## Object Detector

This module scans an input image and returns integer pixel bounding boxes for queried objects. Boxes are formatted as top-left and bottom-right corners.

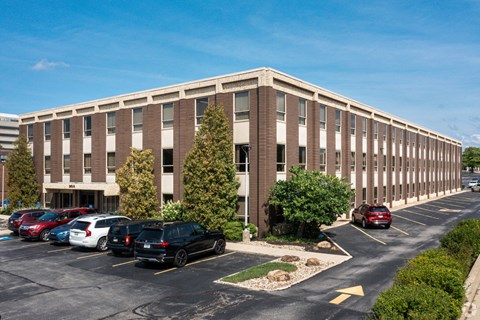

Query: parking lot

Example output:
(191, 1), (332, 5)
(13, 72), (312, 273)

(1, 190), (480, 319)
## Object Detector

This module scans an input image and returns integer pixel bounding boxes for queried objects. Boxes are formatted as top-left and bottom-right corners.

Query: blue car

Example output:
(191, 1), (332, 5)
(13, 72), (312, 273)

(48, 214), (98, 244)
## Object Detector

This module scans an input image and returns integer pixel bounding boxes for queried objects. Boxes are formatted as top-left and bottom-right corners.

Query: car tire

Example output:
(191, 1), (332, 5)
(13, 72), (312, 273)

(361, 219), (367, 229)
(39, 229), (50, 242)
(214, 239), (226, 255)
(351, 215), (356, 224)
(96, 237), (108, 251)
(173, 249), (188, 267)
(385, 224), (391, 229)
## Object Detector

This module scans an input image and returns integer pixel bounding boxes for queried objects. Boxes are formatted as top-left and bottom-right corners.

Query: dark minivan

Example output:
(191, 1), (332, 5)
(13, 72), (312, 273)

(107, 220), (160, 256)
(134, 221), (226, 267)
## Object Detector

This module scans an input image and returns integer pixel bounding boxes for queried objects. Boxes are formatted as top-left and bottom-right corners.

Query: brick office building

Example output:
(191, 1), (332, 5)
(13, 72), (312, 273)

(19, 68), (462, 234)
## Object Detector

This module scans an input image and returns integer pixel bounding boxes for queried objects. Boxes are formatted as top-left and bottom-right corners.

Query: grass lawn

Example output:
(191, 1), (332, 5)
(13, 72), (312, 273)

(221, 262), (297, 283)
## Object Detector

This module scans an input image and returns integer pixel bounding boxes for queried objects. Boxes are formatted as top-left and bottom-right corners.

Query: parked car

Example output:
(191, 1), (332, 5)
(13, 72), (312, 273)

(8, 209), (49, 235)
(351, 204), (392, 229)
(468, 179), (480, 188)
(134, 221), (226, 267)
(48, 213), (101, 244)
(19, 209), (87, 241)
(472, 184), (480, 192)
(107, 219), (160, 256)
(69, 215), (131, 251)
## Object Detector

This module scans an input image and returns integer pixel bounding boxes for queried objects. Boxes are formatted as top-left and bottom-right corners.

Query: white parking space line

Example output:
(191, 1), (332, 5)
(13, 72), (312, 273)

(350, 224), (387, 245)
(48, 247), (71, 253)
(76, 252), (109, 260)
(390, 225), (409, 235)
(435, 202), (464, 208)
(112, 260), (136, 267)
(391, 214), (426, 226)
(415, 207), (448, 215)
(422, 203), (456, 211)
(403, 209), (440, 220)
(6, 241), (52, 251)
(153, 252), (236, 275)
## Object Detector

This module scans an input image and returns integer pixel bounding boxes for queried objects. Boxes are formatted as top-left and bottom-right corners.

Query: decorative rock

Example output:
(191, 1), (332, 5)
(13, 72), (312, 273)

(305, 258), (321, 266)
(317, 241), (332, 249)
(280, 255), (300, 262)
(267, 270), (291, 282)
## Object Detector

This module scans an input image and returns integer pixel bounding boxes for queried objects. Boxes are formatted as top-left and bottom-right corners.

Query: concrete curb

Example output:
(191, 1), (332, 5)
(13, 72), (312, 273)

(461, 256), (480, 319)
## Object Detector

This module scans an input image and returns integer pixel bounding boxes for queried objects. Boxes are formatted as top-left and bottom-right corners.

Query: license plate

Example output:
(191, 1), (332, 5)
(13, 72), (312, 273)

(113, 238), (118, 242)
(144, 243), (150, 249)
(378, 214), (383, 218)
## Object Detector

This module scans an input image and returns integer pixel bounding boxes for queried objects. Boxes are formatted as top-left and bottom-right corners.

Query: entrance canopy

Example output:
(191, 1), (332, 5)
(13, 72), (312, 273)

(43, 182), (120, 196)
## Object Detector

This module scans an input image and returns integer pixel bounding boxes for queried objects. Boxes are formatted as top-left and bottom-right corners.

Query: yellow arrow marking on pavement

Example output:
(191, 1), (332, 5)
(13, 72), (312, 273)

(329, 285), (364, 304)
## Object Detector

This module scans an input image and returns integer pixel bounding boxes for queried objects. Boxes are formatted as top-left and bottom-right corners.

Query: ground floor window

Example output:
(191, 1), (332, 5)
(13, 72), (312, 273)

(103, 196), (119, 213)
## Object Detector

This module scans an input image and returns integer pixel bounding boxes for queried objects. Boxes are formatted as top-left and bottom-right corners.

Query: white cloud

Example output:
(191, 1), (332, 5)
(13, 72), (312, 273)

(32, 59), (69, 71)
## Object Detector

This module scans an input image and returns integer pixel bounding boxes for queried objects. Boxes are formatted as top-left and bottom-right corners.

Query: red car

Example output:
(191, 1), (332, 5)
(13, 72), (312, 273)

(351, 204), (392, 229)
(19, 207), (96, 241)
(8, 209), (50, 235)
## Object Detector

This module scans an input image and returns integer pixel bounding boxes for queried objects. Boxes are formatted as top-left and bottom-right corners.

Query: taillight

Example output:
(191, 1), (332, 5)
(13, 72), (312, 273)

(85, 223), (92, 237)
(152, 242), (169, 247)
(125, 235), (131, 246)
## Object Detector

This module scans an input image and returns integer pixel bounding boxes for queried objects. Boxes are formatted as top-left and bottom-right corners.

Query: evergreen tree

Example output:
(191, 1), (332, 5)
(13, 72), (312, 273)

(116, 148), (159, 219)
(7, 135), (40, 208)
(183, 104), (240, 230)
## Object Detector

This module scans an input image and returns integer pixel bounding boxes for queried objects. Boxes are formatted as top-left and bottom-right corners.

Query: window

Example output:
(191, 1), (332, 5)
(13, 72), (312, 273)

(399, 129), (403, 144)
(383, 186), (386, 203)
(351, 114), (356, 135)
(277, 144), (285, 172)
(374, 154), (378, 172)
(320, 105), (326, 129)
(406, 131), (410, 146)
(335, 110), (341, 132)
(298, 99), (306, 125)
(320, 148), (326, 172)
(383, 155), (387, 172)
(406, 158), (410, 171)
(27, 124), (34, 142)
(162, 149), (173, 173)
(374, 122), (378, 140)
(299, 147), (306, 169)
(335, 151), (341, 172)
(351, 152), (355, 172)
(163, 194), (174, 203)
(374, 187), (378, 203)
(383, 125), (386, 141)
(392, 185), (396, 201)
(362, 118), (367, 137)
(235, 145), (249, 172)
(399, 156), (403, 172)
(362, 188), (367, 203)
(84, 154), (92, 174)
(362, 153), (367, 171)
(392, 127), (396, 143)
(45, 156), (51, 174)
(63, 119), (70, 139)
(44, 122), (51, 141)
(107, 112), (116, 134)
(133, 108), (143, 132)
(276, 92), (286, 121)
(235, 92), (249, 121)
(84, 116), (92, 137)
(392, 156), (396, 171)
(107, 152), (115, 174)
(399, 184), (403, 199)
(63, 155), (70, 174)
(162, 102), (174, 128)
(196, 97), (208, 125)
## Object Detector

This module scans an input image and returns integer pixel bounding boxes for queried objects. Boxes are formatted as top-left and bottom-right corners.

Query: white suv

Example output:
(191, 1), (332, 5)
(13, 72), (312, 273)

(70, 214), (131, 251)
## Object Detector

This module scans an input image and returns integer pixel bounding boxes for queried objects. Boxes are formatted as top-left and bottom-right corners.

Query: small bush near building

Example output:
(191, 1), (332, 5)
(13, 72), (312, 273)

(160, 200), (184, 222)
(223, 221), (258, 241)
(371, 284), (462, 320)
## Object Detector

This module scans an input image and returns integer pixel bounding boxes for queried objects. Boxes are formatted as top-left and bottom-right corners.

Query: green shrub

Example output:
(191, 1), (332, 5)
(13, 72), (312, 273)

(246, 223), (257, 238)
(371, 284), (462, 320)
(394, 249), (465, 301)
(160, 200), (184, 222)
(224, 221), (243, 241)
(441, 219), (480, 270)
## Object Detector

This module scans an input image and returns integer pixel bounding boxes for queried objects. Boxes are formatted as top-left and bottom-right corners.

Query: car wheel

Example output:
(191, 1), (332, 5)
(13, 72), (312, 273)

(173, 249), (188, 267)
(361, 219), (367, 229)
(385, 224), (391, 229)
(39, 229), (50, 242)
(214, 239), (226, 255)
(351, 215), (356, 224)
(96, 237), (108, 251)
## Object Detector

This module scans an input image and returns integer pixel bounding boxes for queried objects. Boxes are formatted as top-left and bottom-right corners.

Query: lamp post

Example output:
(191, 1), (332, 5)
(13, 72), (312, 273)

(241, 145), (251, 241)
(1, 155), (6, 209)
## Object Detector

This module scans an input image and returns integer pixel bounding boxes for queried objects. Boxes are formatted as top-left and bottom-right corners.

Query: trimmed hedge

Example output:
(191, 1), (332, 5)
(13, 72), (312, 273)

(223, 221), (258, 241)
(371, 284), (462, 320)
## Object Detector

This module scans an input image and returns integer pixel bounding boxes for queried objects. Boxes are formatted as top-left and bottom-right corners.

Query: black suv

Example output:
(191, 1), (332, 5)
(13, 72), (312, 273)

(106, 220), (160, 256)
(134, 221), (226, 267)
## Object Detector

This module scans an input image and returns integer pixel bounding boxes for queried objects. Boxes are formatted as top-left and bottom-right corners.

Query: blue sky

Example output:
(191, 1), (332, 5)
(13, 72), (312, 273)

(1, 0), (479, 147)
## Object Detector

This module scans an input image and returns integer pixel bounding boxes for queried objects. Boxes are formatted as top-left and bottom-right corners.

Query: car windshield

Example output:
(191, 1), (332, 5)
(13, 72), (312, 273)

(137, 229), (163, 242)
(371, 207), (389, 212)
(39, 212), (57, 221)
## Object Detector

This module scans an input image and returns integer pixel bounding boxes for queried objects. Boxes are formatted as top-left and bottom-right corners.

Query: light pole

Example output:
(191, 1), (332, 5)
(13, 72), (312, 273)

(241, 145), (251, 240)
(1, 155), (6, 209)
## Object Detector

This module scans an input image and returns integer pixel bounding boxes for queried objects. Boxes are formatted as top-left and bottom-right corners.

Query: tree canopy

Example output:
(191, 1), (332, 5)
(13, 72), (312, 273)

(462, 147), (480, 172)
(269, 166), (354, 236)
(6, 135), (40, 208)
(182, 104), (240, 231)
(116, 148), (159, 219)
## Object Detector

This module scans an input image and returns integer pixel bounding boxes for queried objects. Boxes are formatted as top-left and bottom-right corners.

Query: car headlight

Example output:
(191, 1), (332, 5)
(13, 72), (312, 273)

(58, 231), (68, 236)
(29, 225), (39, 230)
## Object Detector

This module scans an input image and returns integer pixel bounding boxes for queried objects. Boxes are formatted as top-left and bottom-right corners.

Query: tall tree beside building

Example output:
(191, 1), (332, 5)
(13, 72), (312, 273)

(269, 166), (354, 237)
(7, 135), (40, 208)
(182, 104), (240, 231)
(116, 148), (159, 219)
(462, 147), (480, 173)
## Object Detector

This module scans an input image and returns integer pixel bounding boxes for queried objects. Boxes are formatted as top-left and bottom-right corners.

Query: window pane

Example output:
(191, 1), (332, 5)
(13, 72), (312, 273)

(235, 145), (248, 172)
(133, 108), (143, 132)
(107, 112), (116, 134)
(27, 124), (34, 141)
(162, 103), (174, 128)
(63, 119), (70, 139)
(196, 97), (208, 125)
(299, 147), (306, 169)
(84, 116), (92, 136)
(64, 155), (70, 174)
(107, 152), (115, 173)
(320, 105), (326, 129)
(320, 148), (326, 171)
(277, 144), (285, 172)
(163, 149), (173, 173)
(45, 156), (51, 174)
(298, 99), (306, 125)
(84, 154), (92, 174)
(276, 92), (285, 121)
